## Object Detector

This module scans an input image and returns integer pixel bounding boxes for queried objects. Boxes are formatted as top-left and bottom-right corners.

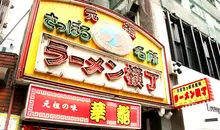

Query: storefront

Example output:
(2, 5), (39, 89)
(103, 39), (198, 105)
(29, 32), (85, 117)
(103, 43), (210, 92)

(15, 0), (171, 129)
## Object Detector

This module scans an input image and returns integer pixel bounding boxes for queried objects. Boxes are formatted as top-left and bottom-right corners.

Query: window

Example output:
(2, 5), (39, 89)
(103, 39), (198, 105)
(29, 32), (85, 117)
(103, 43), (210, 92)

(0, 0), (10, 25)
(109, 0), (124, 10)
(111, 0), (140, 24)
(207, 0), (216, 6)
(216, 0), (220, 10)
(206, 0), (220, 10)
(204, 38), (220, 79)
(190, 3), (206, 20)
(169, 18), (199, 68)
(170, 21), (185, 65)
(214, 20), (220, 31)
(87, 0), (140, 24)
(0, 0), (10, 7)
(165, 11), (220, 79)
(202, 40), (215, 76)
(0, 46), (6, 52)
(174, 0), (182, 4)
(193, 32), (210, 75)
(184, 26), (199, 71)
(211, 41), (220, 73)
(172, 23), (181, 43)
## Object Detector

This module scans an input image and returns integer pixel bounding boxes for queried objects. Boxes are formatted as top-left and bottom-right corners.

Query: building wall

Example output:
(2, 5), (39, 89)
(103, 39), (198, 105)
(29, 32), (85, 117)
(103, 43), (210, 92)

(11, 85), (28, 115)
(149, 0), (220, 130)
(176, 66), (220, 130)
(0, 0), (33, 54)
(0, 0), (12, 35)
(5, 0), (220, 130)
(150, 0), (172, 63)
(0, 52), (17, 113)
(161, 0), (220, 43)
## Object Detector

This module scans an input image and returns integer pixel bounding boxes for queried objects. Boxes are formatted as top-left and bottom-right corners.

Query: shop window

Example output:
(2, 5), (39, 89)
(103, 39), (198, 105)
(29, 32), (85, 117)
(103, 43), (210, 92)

(190, 2), (206, 20)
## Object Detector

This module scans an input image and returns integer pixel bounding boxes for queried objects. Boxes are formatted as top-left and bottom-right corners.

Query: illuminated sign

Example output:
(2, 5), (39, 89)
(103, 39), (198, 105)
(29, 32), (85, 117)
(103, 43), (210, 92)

(17, 0), (170, 104)
(0, 113), (20, 130)
(35, 33), (164, 98)
(84, 7), (99, 23)
(172, 78), (214, 108)
(92, 22), (133, 56)
(133, 46), (158, 65)
(122, 22), (136, 40)
(43, 12), (92, 43)
(24, 84), (141, 129)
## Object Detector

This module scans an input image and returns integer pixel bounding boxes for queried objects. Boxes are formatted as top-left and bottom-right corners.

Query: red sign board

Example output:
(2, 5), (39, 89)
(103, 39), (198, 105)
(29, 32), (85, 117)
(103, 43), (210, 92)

(24, 84), (141, 129)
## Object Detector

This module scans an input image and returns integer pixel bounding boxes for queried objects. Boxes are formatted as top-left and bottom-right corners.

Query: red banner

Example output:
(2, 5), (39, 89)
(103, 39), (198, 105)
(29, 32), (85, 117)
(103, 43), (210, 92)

(24, 84), (141, 129)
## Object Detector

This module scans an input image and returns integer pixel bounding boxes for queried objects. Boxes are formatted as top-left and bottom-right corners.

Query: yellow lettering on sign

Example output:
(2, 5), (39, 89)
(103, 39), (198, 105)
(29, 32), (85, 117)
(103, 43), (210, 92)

(117, 105), (130, 125)
(90, 101), (106, 122)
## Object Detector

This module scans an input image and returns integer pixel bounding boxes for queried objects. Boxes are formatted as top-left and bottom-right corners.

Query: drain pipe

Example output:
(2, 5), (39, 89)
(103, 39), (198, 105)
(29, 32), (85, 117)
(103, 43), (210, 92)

(4, 86), (15, 130)
(159, 0), (165, 8)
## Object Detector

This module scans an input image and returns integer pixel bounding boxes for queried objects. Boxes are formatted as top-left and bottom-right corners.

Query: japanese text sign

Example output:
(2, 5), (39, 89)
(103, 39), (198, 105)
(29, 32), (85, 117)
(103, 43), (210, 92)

(0, 113), (20, 130)
(17, 0), (170, 104)
(35, 33), (165, 99)
(24, 84), (141, 129)
(172, 78), (214, 108)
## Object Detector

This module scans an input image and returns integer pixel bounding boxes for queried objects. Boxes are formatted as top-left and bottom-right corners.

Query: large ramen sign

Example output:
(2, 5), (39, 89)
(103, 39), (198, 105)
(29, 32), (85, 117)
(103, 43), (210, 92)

(16, 0), (171, 104)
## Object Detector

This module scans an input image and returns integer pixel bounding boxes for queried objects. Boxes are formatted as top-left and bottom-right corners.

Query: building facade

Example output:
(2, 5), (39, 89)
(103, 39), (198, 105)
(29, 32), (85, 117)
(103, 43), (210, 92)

(9, 0), (175, 130)
(156, 0), (220, 130)
(0, 52), (19, 130)
(1, 0), (219, 130)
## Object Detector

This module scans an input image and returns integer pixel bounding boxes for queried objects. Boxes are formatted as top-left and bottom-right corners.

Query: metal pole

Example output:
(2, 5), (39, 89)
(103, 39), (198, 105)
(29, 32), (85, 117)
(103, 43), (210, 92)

(4, 86), (15, 130)
(0, 9), (30, 45)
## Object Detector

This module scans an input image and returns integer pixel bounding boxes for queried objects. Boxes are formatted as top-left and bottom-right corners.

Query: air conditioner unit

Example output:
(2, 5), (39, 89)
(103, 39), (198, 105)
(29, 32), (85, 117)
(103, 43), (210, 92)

(120, 2), (139, 19)
(0, 67), (9, 86)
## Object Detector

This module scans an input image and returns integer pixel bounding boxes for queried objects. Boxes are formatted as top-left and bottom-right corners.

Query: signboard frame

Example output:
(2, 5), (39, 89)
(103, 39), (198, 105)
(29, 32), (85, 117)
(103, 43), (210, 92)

(172, 78), (214, 108)
(16, 0), (171, 105)
(23, 84), (141, 129)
